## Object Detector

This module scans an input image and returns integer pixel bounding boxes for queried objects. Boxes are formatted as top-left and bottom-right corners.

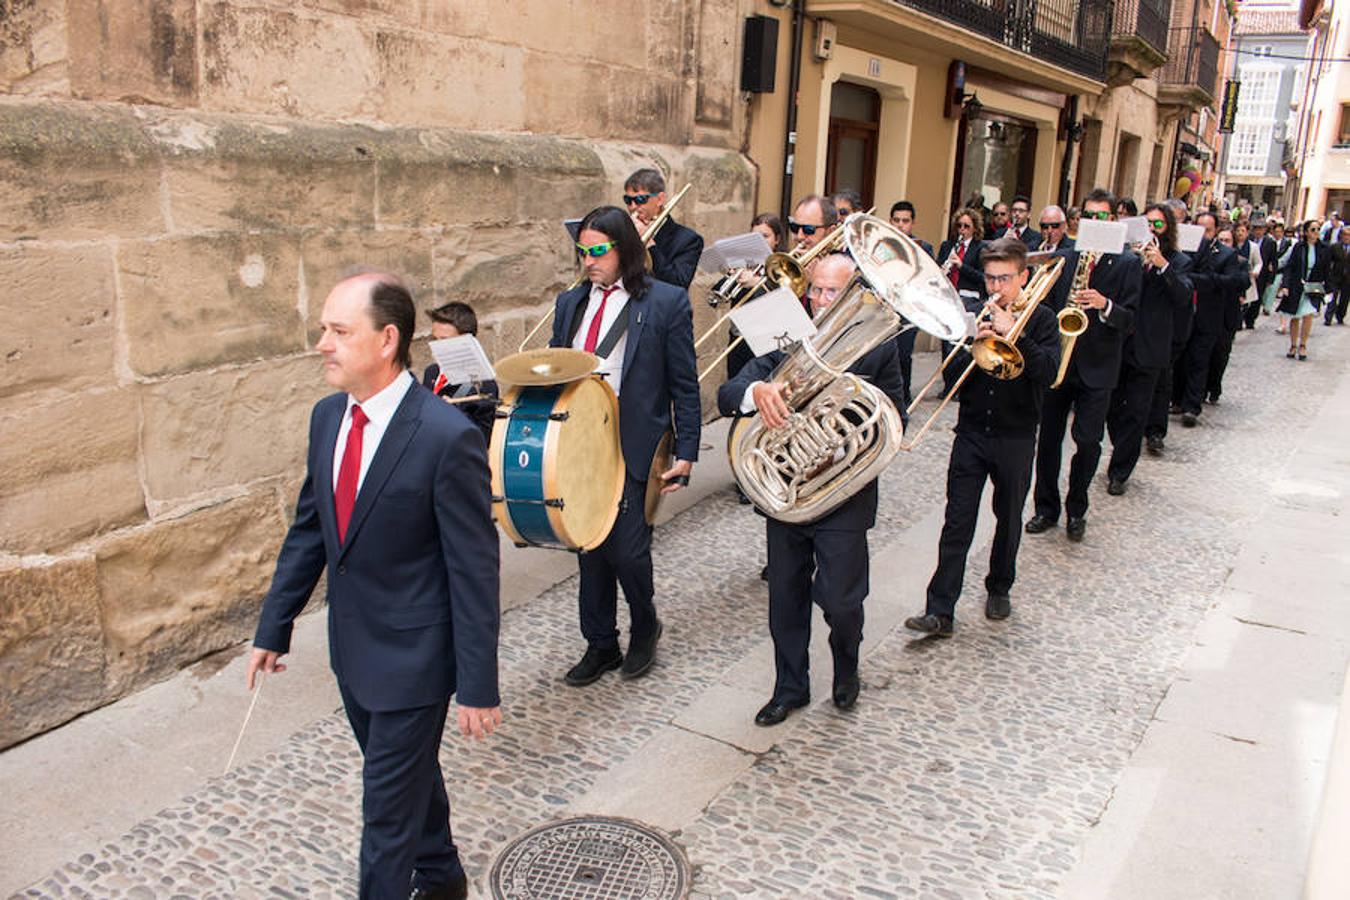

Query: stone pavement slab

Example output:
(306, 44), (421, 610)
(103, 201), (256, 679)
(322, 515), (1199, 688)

(5, 324), (1350, 899)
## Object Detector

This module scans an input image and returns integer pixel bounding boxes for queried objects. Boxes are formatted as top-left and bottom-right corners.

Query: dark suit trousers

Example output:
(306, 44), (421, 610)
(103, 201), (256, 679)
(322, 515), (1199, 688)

(339, 684), (461, 900)
(926, 431), (1036, 617)
(1325, 290), (1349, 324)
(1107, 360), (1162, 483)
(1150, 339), (1187, 439)
(1207, 327), (1236, 400)
(578, 472), (657, 650)
(1243, 298), (1262, 328)
(1034, 378), (1111, 521)
(1178, 328), (1220, 415)
(894, 328), (918, 409)
(765, 516), (869, 703)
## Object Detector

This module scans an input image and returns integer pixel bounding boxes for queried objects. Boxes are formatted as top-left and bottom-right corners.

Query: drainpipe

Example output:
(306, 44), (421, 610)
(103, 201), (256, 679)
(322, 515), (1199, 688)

(1058, 94), (1079, 207)
(779, 0), (806, 225)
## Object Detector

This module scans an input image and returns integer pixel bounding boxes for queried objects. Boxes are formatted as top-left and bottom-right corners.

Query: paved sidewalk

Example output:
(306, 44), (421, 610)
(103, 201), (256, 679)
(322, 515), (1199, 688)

(4, 323), (1349, 899)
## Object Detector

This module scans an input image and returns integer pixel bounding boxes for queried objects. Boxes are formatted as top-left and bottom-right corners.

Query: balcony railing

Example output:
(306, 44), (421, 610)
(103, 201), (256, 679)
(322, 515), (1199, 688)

(1111, 0), (1170, 57)
(893, 0), (1113, 80)
(1159, 26), (1221, 101)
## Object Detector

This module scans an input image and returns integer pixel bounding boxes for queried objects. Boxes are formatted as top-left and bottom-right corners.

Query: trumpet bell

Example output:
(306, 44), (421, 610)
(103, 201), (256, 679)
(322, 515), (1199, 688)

(764, 252), (808, 297)
(844, 215), (969, 342)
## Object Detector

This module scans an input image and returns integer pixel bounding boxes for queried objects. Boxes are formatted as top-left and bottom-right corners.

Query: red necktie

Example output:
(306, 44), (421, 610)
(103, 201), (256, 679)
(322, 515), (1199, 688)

(432, 372), (448, 394)
(335, 405), (368, 543)
(583, 285), (619, 353)
(949, 242), (966, 287)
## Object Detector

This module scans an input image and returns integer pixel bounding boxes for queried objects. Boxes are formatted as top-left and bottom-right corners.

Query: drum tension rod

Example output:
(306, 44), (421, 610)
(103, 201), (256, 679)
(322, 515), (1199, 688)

(490, 495), (566, 509)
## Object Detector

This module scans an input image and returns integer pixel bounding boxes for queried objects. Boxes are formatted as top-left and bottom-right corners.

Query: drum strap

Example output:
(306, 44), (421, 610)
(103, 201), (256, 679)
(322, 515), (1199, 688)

(567, 296), (631, 360)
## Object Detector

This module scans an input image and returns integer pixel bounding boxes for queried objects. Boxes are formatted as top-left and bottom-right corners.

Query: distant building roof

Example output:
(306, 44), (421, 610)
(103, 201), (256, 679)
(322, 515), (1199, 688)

(1235, 8), (1304, 34)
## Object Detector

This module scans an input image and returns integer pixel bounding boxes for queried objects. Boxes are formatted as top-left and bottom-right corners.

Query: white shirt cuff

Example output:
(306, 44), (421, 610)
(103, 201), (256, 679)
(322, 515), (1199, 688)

(739, 382), (762, 414)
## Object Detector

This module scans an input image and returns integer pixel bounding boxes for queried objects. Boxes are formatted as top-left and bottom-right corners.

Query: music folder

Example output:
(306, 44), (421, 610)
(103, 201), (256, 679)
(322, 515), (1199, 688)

(698, 232), (773, 273)
(728, 286), (817, 357)
(429, 335), (496, 386)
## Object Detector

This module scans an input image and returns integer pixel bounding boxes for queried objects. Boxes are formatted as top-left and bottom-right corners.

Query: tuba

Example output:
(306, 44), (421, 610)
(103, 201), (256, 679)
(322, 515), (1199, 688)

(729, 214), (968, 523)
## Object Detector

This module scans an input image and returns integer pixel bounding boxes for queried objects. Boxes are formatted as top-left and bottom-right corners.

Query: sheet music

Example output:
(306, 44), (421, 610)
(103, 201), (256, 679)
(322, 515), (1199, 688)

(728, 286), (817, 357)
(1176, 223), (1205, 252)
(1119, 216), (1151, 245)
(429, 335), (495, 386)
(698, 231), (774, 273)
(1074, 219), (1128, 254)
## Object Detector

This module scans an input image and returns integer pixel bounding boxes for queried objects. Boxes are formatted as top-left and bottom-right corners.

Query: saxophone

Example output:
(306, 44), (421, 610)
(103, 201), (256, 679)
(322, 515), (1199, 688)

(1050, 251), (1096, 389)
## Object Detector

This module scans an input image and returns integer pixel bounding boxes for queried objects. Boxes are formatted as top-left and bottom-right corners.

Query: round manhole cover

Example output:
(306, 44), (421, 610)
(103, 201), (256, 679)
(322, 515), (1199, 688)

(489, 816), (690, 899)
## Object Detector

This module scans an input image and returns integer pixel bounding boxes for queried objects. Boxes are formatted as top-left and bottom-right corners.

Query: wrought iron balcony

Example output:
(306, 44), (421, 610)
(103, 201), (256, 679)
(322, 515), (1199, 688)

(1157, 26), (1221, 108)
(1107, 0), (1170, 84)
(892, 0), (1113, 81)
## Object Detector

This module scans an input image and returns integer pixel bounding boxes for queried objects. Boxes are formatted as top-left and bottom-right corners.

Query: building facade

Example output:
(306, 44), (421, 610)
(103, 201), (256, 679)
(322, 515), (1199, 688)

(1284, 0), (1350, 220)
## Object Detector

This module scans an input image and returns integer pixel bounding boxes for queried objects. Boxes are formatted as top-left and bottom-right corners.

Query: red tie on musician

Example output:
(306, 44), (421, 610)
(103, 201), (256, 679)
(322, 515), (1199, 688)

(583, 284), (620, 353)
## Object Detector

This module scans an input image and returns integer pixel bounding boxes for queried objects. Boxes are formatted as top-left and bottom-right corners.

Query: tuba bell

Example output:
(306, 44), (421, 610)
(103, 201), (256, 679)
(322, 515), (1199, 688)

(729, 214), (968, 523)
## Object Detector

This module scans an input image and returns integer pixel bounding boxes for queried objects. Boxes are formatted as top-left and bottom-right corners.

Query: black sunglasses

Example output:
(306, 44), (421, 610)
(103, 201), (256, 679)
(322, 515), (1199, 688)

(788, 219), (821, 236)
(1039, 221), (1064, 229)
(623, 193), (656, 206)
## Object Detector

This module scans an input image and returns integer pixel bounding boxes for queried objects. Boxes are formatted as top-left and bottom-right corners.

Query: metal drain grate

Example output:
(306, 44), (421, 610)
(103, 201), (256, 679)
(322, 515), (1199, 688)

(489, 816), (690, 899)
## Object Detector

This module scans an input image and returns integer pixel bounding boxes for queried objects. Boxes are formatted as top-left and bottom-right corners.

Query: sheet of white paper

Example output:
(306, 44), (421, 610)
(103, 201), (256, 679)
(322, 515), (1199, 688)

(982, 185), (1002, 206)
(429, 335), (496, 386)
(1176, 223), (1205, 252)
(728, 286), (817, 357)
(699, 231), (774, 272)
(1120, 216), (1151, 245)
(1074, 218), (1128, 254)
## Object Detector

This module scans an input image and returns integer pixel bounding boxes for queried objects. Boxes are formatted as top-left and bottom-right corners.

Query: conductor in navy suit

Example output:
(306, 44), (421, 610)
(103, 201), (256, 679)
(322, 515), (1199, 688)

(550, 206), (702, 687)
(248, 271), (500, 900)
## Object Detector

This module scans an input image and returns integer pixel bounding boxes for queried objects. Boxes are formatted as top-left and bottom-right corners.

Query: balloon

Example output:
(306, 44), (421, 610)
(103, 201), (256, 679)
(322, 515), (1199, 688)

(1174, 175), (1193, 196)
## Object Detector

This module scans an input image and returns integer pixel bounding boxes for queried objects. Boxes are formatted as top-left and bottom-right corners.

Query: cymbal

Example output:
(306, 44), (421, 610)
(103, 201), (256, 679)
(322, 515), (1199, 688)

(494, 348), (598, 385)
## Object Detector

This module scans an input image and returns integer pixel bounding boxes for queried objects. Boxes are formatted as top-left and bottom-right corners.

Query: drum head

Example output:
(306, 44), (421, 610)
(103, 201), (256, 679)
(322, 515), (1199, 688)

(548, 377), (624, 550)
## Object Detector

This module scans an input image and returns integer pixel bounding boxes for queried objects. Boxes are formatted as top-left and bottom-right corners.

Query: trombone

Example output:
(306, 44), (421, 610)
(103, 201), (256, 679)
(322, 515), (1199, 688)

(517, 184), (693, 352)
(899, 253), (1066, 448)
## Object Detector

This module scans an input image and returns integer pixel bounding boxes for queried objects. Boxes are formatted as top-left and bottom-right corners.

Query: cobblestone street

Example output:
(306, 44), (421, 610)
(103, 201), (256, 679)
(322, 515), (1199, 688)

(7, 325), (1350, 899)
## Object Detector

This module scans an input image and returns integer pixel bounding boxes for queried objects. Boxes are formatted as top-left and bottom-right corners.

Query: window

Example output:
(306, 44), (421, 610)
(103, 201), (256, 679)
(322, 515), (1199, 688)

(1338, 104), (1350, 146)
(1227, 63), (1281, 175)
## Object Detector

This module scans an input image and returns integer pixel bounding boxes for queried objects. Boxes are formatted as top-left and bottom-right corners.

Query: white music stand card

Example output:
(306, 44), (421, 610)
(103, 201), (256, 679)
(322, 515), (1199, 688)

(1074, 218), (1128, 255)
(429, 335), (495, 386)
(699, 232), (773, 272)
(1120, 216), (1152, 245)
(1177, 223), (1206, 252)
(729, 286), (817, 357)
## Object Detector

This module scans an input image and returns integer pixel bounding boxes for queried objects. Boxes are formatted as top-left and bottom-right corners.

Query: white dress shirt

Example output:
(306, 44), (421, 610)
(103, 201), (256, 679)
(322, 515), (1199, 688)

(571, 280), (630, 395)
(332, 369), (416, 494)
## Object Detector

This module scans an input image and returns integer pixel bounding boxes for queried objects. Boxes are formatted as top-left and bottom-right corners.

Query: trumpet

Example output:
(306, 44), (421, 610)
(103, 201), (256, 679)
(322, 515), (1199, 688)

(695, 220), (854, 382)
(517, 184), (693, 352)
(1050, 251), (1096, 390)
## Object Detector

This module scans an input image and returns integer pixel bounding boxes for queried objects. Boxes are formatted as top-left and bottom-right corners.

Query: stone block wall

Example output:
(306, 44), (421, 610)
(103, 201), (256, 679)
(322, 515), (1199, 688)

(0, 0), (755, 747)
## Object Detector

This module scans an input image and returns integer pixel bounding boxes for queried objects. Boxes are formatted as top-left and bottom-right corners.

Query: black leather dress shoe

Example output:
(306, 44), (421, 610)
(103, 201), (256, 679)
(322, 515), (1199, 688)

(903, 613), (953, 636)
(1066, 517), (1086, 542)
(1181, 411), (1198, 428)
(985, 591), (1011, 620)
(1107, 478), (1126, 496)
(754, 696), (808, 727)
(1146, 435), (1164, 455)
(621, 620), (663, 679)
(832, 675), (860, 710)
(410, 873), (468, 900)
(1024, 514), (1056, 534)
(564, 645), (622, 686)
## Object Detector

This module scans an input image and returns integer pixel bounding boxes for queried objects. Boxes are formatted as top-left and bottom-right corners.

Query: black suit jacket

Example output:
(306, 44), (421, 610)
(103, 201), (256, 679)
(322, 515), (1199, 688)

(1037, 236), (1075, 255)
(1125, 250), (1194, 370)
(938, 238), (988, 307)
(998, 226), (1043, 251)
(1277, 240), (1333, 314)
(421, 363), (498, 444)
(254, 381), (500, 712)
(716, 340), (906, 530)
(1190, 239), (1251, 333)
(1329, 242), (1350, 291)
(551, 278), (701, 475)
(914, 237), (935, 259)
(1047, 249), (1141, 390)
(649, 217), (703, 289)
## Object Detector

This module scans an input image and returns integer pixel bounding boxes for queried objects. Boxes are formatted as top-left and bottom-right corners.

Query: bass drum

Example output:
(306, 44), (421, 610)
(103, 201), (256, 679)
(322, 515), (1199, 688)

(489, 375), (624, 552)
